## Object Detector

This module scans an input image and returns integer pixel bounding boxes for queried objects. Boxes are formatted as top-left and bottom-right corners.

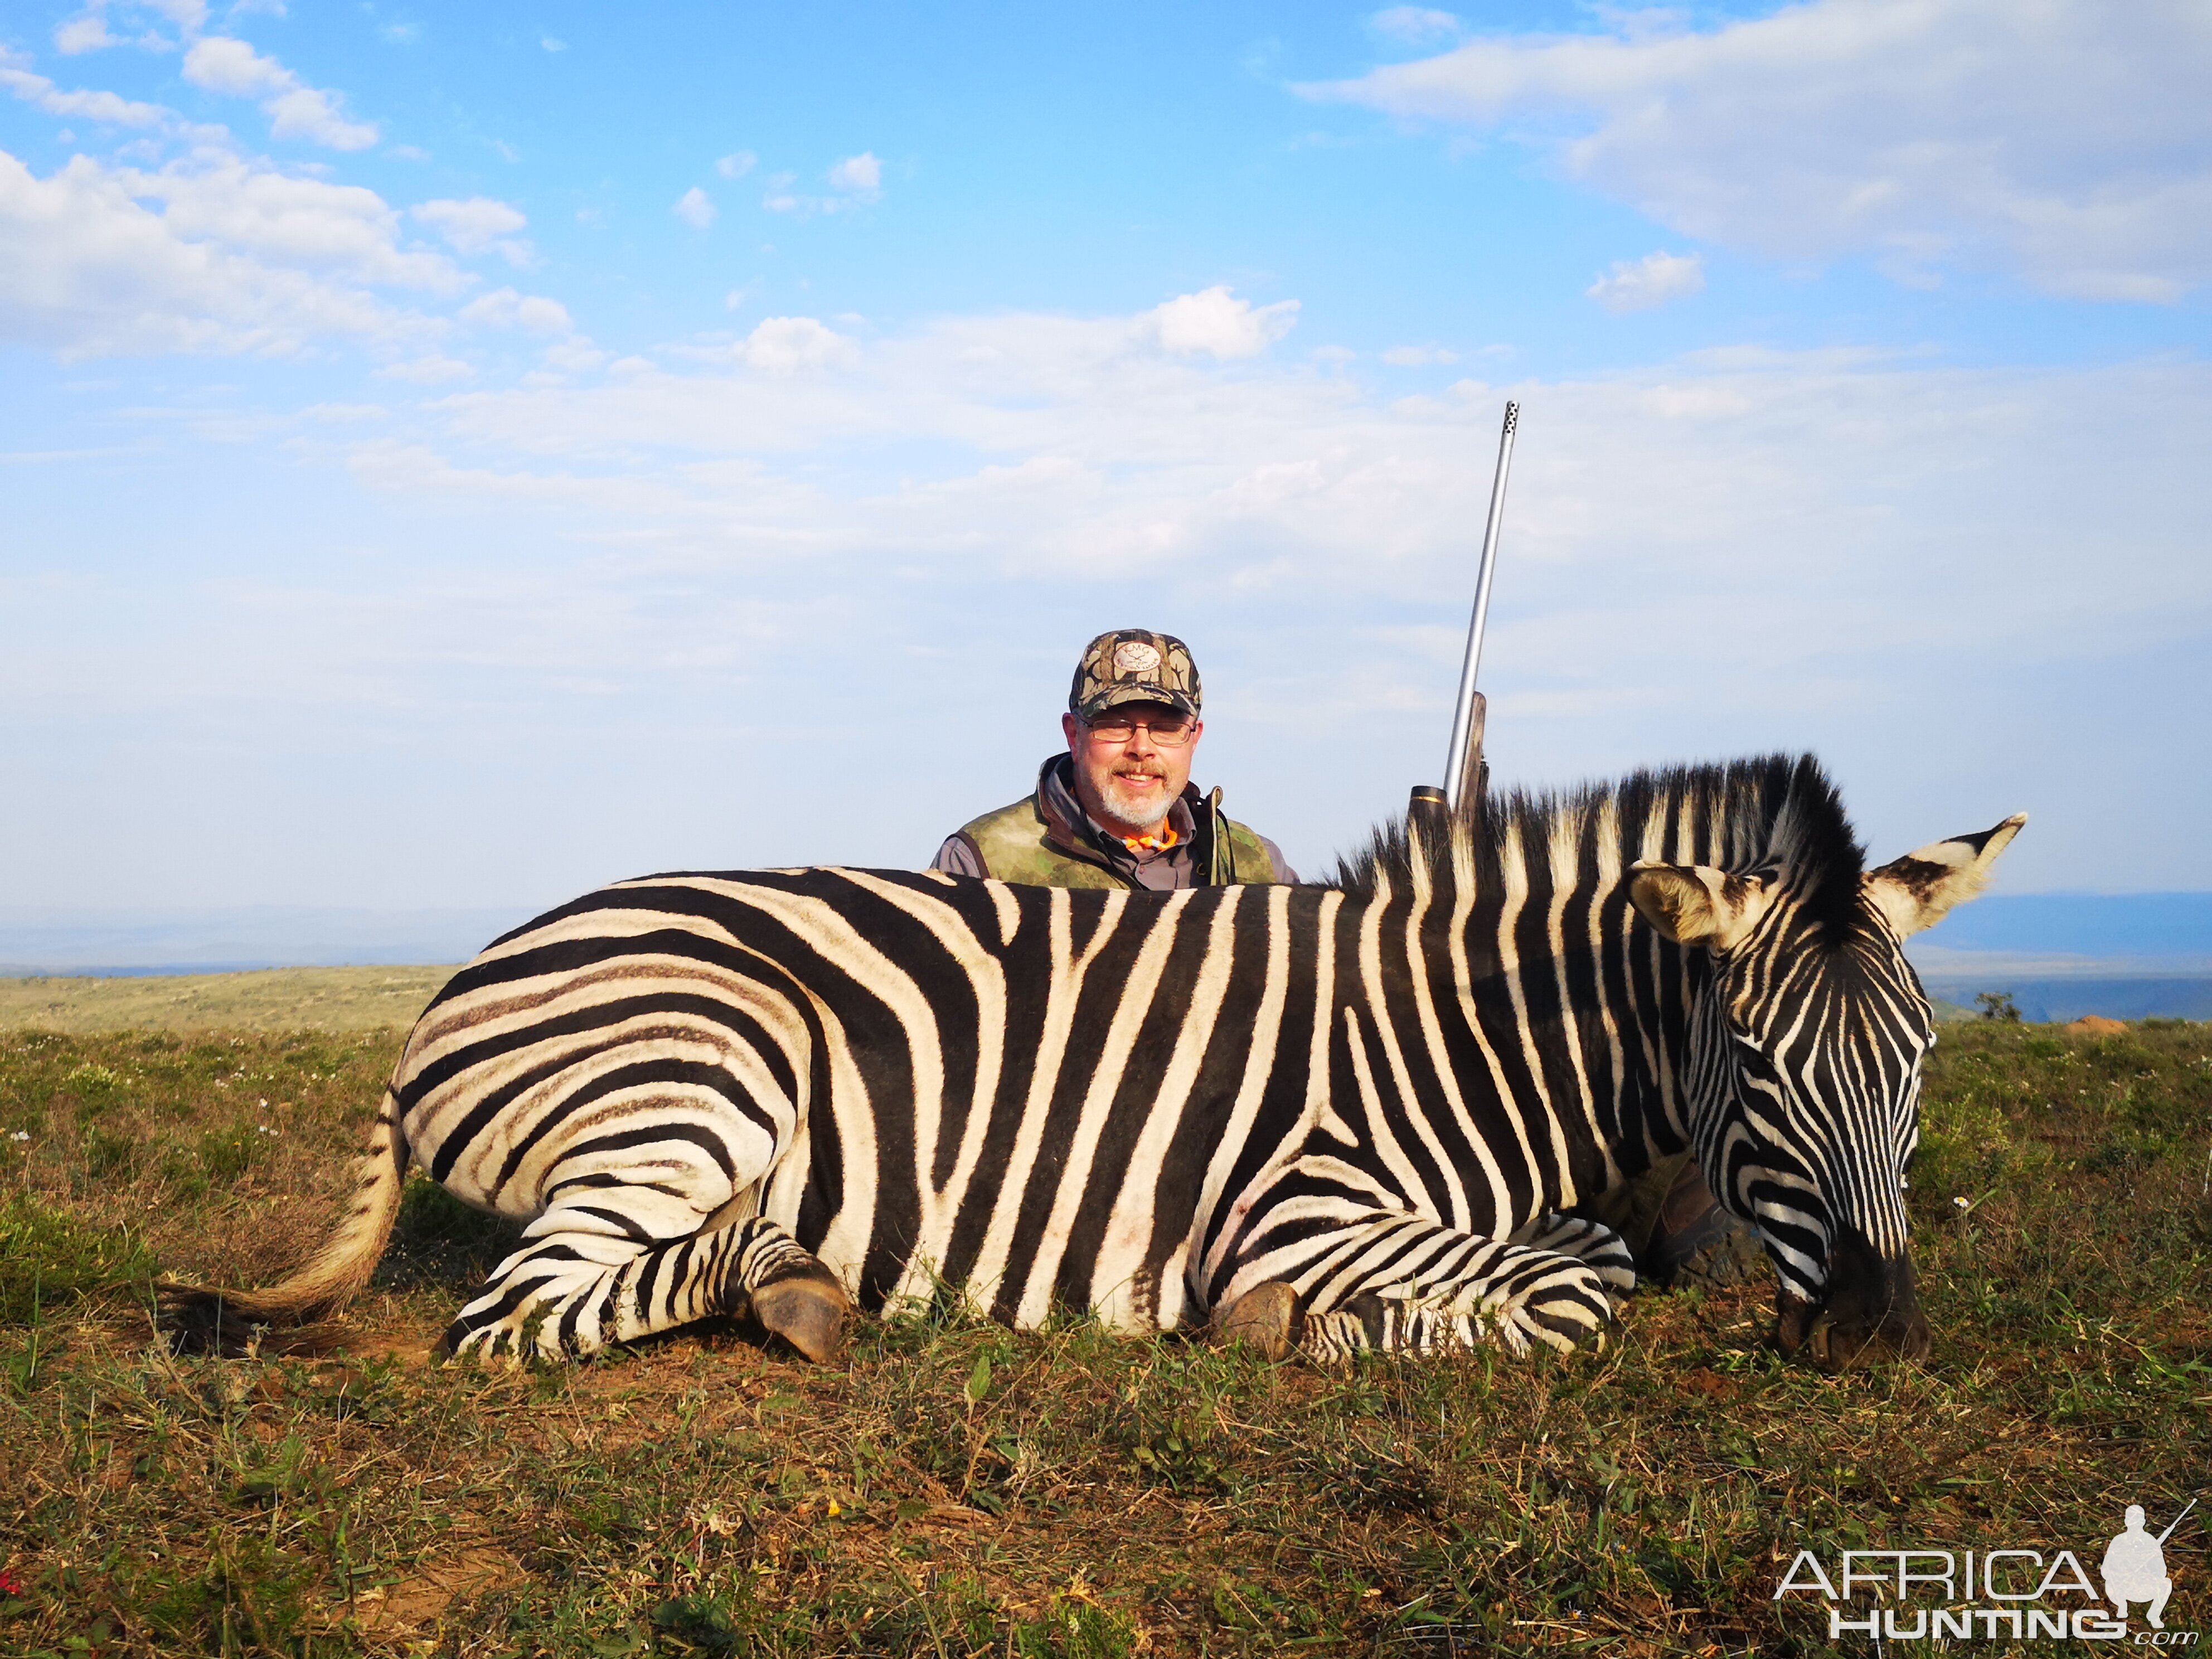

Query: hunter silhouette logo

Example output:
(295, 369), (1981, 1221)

(1775, 1499), (2200, 1643)
(2107, 1502), (2194, 1631)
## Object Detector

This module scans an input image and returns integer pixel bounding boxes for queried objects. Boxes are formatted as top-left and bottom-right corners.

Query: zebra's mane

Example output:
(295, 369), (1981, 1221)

(1322, 753), (1869, 943)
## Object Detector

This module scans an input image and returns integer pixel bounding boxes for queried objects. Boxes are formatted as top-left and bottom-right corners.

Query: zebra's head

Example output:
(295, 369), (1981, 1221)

(1628, 810), (2026, 1370)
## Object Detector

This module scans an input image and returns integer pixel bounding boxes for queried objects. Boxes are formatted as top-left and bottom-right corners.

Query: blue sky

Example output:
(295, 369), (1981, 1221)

(3, 0), (2208, 916)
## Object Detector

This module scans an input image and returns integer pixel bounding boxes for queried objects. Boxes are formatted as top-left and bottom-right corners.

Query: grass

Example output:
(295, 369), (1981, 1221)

(0, 968), (457, 1035)
(1, 1017), (2208, 1655)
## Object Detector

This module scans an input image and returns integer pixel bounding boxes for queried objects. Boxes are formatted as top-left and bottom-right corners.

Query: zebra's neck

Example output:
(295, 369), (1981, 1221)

(1341, 755), (1866, 1212)
(1393, 814), (1697, 1209)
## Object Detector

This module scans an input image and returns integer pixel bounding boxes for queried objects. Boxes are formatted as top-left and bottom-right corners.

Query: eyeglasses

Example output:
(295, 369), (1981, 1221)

(1083, 715), (1196, 747)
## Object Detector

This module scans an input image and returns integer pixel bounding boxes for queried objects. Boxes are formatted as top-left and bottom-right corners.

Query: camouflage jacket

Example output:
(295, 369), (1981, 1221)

(933, 755), (1294, 890)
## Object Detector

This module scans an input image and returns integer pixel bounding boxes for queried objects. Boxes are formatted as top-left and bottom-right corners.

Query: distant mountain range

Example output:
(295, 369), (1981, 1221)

(5, 893), (2210, 1021)
(0, 905), (535, 977)
(1905, 893), (2212, 1020)
(1909, 892), (2212, 962)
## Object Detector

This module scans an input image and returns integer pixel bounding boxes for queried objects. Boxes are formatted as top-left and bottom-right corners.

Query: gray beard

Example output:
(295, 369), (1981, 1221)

(1097, 772), (1173, 835)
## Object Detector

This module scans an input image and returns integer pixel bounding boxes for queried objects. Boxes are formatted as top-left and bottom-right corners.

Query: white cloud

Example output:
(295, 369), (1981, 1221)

(458, 286), (571, 333)
(1370, 7), (1462, 46)
(763, 153), (887, 216)
(540, 36), (565, 52)
(828, 151), (880, 194)
(541, 338), (608, 373)
(53, 1), (208, 54)
(0, 147), (459, 356)
(1306, 0), (2212, 301)
(8, 282), (2208, 900)
(1, 64), (167, 126)
(131, 155), (459, 285)
(1586, 249), (1704, 312)
(1140, 285), (1299, 359)
(261, 85), (375, 149)
(733, 315), (856, 373)
(715, 151), (755, 180)
(375, 352), (473, 383)
(183, 36), (379, 151)
(411, 196), (530, 264)
(180, 35), (286, 95)
(55, 15), (119, 53)
(279, 307), (2211, 894)
(672, 186), (715, 229)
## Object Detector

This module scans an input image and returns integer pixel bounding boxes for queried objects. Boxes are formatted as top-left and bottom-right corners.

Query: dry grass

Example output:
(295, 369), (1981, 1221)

(0, 969), (455, 1036)
(1, 1018), (2207, 1656)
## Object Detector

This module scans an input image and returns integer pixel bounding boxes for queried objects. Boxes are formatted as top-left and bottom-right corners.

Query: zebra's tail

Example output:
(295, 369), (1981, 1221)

(158, 1086), (412, 1355)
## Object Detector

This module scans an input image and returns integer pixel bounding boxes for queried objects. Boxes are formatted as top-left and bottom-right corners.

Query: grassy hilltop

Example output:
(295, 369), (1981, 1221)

(0, 992), (2206, 1655)
(0, 967), (456, 1036)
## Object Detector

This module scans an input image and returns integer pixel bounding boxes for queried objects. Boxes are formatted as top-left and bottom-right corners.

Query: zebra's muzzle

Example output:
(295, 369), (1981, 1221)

(1774, 1226), (1929, 1371)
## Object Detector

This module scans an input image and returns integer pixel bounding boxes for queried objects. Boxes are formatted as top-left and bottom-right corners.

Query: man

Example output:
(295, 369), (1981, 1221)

(933, 628), (1296, 889)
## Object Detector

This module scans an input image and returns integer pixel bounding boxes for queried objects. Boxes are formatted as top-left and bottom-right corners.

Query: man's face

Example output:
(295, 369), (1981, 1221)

(1060, 701), (1202, 837)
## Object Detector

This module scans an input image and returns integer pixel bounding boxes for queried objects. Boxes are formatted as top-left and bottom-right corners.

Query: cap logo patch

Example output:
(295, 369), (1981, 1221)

(1112, 641), (1162, 677)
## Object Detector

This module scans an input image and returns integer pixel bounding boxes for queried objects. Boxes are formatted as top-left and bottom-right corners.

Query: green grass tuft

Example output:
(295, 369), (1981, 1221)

(0, 1192), (157, 1325)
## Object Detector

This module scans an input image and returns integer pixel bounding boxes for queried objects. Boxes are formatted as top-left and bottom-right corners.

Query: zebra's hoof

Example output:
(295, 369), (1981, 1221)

(753, 1273), (852, 1363)
(1214, 1282), (1304, 1362)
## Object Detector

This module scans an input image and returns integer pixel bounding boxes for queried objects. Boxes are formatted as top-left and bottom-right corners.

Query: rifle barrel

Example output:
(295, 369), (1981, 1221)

(2155, 1497), (2197, 1546)
(1443, 400), (1518, 814)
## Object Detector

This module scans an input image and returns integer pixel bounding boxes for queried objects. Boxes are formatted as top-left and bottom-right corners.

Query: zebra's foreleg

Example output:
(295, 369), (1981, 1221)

(1219, 1206), (1627, 1361)
(443, 1211), (848, 1365)
(1510, 1211), (1639, 1299)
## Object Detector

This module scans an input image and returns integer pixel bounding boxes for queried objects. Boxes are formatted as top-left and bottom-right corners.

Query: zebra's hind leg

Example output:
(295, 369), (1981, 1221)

(1223, 1209), (1629, 1362)
(442, 1211), (848, 1365)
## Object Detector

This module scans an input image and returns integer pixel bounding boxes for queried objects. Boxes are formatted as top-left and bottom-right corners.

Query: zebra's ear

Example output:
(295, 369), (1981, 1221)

(1862, 813), (2028, 939)
(1628, 864), (1772, 952)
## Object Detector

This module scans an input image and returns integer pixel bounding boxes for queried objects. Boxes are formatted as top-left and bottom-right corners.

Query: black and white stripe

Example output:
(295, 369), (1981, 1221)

(164, 754), (2020, 1364)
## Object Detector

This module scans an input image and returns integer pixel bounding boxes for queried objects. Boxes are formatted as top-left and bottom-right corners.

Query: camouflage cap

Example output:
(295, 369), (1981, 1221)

(1069, 629), (1202, 721)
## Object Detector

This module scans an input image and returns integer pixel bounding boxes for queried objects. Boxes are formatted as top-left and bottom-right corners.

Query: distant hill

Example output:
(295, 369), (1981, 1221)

(1914, 976), (2212, 1023)
(1916, 892), (2212, 959)
(0, 905), (532, 977)
(4, 893), (2210, 1021)
(1908, 892), (2212, 1021)
(0, 966), (455, 1032)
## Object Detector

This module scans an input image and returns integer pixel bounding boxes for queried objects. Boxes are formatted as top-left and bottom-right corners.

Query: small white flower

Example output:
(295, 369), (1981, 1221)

(8, 1130), (29, 1142)
(256, 1125), (280, 1137)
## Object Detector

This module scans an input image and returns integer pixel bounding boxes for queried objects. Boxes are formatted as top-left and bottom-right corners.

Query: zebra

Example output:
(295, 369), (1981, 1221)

(161, 755), (2021, 1370)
